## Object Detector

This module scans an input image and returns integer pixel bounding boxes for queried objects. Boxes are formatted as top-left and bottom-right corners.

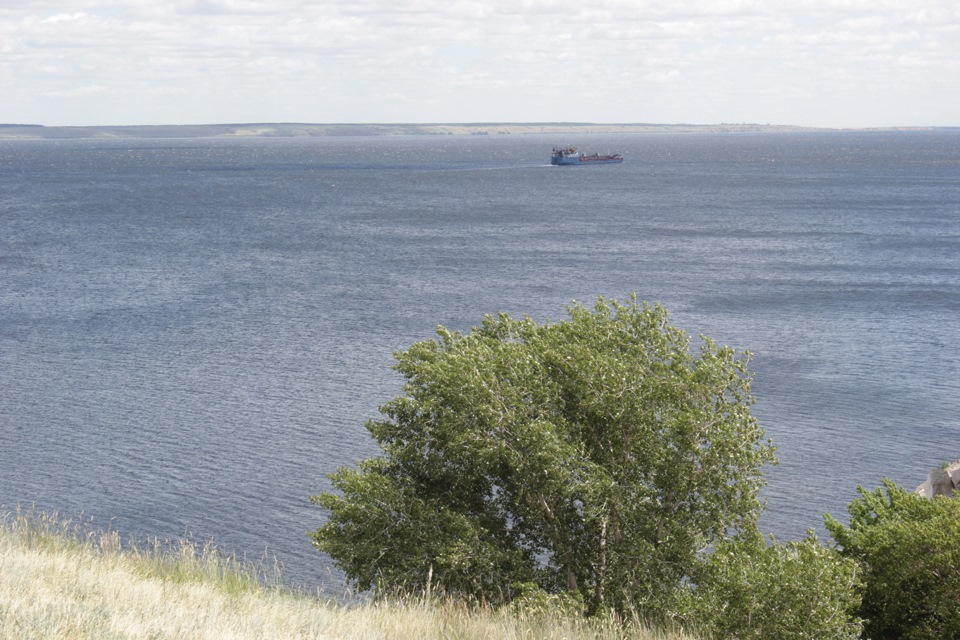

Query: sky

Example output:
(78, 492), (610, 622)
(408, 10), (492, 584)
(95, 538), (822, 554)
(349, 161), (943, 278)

(2, 0), (958, 128)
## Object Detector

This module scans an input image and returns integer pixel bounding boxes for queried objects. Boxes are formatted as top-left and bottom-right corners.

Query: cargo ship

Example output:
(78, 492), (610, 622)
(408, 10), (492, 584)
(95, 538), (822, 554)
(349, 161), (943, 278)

(551, 147), (624, 165)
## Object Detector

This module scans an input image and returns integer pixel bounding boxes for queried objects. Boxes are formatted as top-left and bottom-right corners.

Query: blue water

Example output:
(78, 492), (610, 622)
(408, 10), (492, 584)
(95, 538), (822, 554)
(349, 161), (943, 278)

(1, 132), (958, 588)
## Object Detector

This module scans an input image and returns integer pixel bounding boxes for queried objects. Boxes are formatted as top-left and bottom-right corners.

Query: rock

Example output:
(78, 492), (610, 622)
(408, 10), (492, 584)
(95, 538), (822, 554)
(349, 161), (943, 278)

(929, 468), (955, 497)
(916, 461), (960, 498)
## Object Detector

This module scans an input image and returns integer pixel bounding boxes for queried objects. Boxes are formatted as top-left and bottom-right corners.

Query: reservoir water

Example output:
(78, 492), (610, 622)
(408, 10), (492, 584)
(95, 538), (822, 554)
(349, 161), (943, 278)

(1, 131), (958, 588)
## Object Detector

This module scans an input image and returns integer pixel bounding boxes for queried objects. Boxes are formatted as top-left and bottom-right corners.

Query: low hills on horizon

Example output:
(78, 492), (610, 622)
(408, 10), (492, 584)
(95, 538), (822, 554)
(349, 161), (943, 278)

(1, 121), (952, 139)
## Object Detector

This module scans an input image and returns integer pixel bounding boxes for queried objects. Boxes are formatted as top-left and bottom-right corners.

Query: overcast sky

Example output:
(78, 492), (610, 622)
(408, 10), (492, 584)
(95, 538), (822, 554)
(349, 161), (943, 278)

(2, 0), (958, 128)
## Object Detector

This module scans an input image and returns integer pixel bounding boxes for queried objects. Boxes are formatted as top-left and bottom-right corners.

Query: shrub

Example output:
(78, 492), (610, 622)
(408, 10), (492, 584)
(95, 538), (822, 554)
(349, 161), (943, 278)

(825, 479), (960, 640)
(685, 532), (862, 640)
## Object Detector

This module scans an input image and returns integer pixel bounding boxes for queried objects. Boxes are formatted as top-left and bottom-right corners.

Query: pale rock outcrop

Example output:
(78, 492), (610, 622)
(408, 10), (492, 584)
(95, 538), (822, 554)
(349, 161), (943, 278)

(915, 461), (960, 498)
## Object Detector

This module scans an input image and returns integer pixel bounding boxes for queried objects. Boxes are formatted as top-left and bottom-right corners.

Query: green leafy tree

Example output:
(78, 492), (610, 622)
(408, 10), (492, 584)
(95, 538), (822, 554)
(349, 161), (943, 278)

(311, 296), (776, 617)
(825, 479), (960, 640)
(685, 531), (862, 640)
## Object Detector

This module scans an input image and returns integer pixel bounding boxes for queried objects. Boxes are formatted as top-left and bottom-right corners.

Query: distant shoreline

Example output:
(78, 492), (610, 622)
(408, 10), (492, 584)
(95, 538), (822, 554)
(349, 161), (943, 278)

(1, 122), (955, 140)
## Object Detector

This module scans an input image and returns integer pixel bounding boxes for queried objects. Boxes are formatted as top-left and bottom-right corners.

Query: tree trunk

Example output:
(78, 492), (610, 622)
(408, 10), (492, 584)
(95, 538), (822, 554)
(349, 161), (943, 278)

(594, 512), (608, 610)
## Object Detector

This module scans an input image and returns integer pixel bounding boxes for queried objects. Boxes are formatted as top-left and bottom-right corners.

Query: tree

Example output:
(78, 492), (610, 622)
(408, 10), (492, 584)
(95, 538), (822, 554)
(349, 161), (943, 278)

(685, 531), (862, 640)
(311, 296), (776, 617)
(825, 479), (960, 640)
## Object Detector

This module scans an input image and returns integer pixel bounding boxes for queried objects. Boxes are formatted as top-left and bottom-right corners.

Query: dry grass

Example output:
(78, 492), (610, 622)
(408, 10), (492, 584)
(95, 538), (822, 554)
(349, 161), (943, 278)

(1, 510), (697, 640)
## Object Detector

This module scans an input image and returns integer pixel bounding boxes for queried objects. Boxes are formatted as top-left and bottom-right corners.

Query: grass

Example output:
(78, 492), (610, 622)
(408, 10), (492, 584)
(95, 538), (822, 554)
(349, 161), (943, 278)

(1, 509), (697, 640)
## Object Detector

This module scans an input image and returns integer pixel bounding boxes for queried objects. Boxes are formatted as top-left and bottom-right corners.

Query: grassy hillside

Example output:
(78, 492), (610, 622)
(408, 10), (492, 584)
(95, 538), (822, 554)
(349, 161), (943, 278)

(1, 511), (696, 640)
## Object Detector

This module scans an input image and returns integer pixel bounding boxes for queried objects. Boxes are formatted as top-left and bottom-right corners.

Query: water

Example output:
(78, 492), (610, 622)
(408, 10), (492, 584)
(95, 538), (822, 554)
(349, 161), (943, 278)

(2, 132), (958, 588)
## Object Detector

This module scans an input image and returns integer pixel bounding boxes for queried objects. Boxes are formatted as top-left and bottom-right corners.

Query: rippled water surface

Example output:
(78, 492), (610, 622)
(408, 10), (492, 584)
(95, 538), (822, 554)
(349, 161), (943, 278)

(2, 132), (958, 587)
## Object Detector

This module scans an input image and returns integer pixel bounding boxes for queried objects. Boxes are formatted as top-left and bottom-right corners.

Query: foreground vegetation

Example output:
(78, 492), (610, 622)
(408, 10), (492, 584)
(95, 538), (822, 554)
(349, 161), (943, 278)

(311, 296), (959, 639)
(1, 510), (696, 640)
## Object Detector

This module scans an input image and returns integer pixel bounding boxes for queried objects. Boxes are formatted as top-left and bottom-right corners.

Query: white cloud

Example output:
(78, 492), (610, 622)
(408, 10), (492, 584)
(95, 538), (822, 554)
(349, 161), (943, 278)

(39, 12), (89, 24)
(0, 0), (957, 126)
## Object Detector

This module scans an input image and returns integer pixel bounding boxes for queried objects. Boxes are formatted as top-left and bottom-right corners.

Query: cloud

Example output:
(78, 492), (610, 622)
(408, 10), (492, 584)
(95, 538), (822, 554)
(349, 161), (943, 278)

(1, 0), (958, 126)
(39, 12), (89, 24)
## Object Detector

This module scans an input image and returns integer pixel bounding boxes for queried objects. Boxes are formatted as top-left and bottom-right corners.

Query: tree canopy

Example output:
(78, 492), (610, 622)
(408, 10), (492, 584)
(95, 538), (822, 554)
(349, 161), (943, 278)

(311, 296), (776, 617)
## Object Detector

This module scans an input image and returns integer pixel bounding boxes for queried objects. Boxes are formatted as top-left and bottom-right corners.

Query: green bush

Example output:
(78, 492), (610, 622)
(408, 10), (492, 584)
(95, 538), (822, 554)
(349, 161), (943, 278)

(825, 479), (960, 640)
(685, 532), (862, 640)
